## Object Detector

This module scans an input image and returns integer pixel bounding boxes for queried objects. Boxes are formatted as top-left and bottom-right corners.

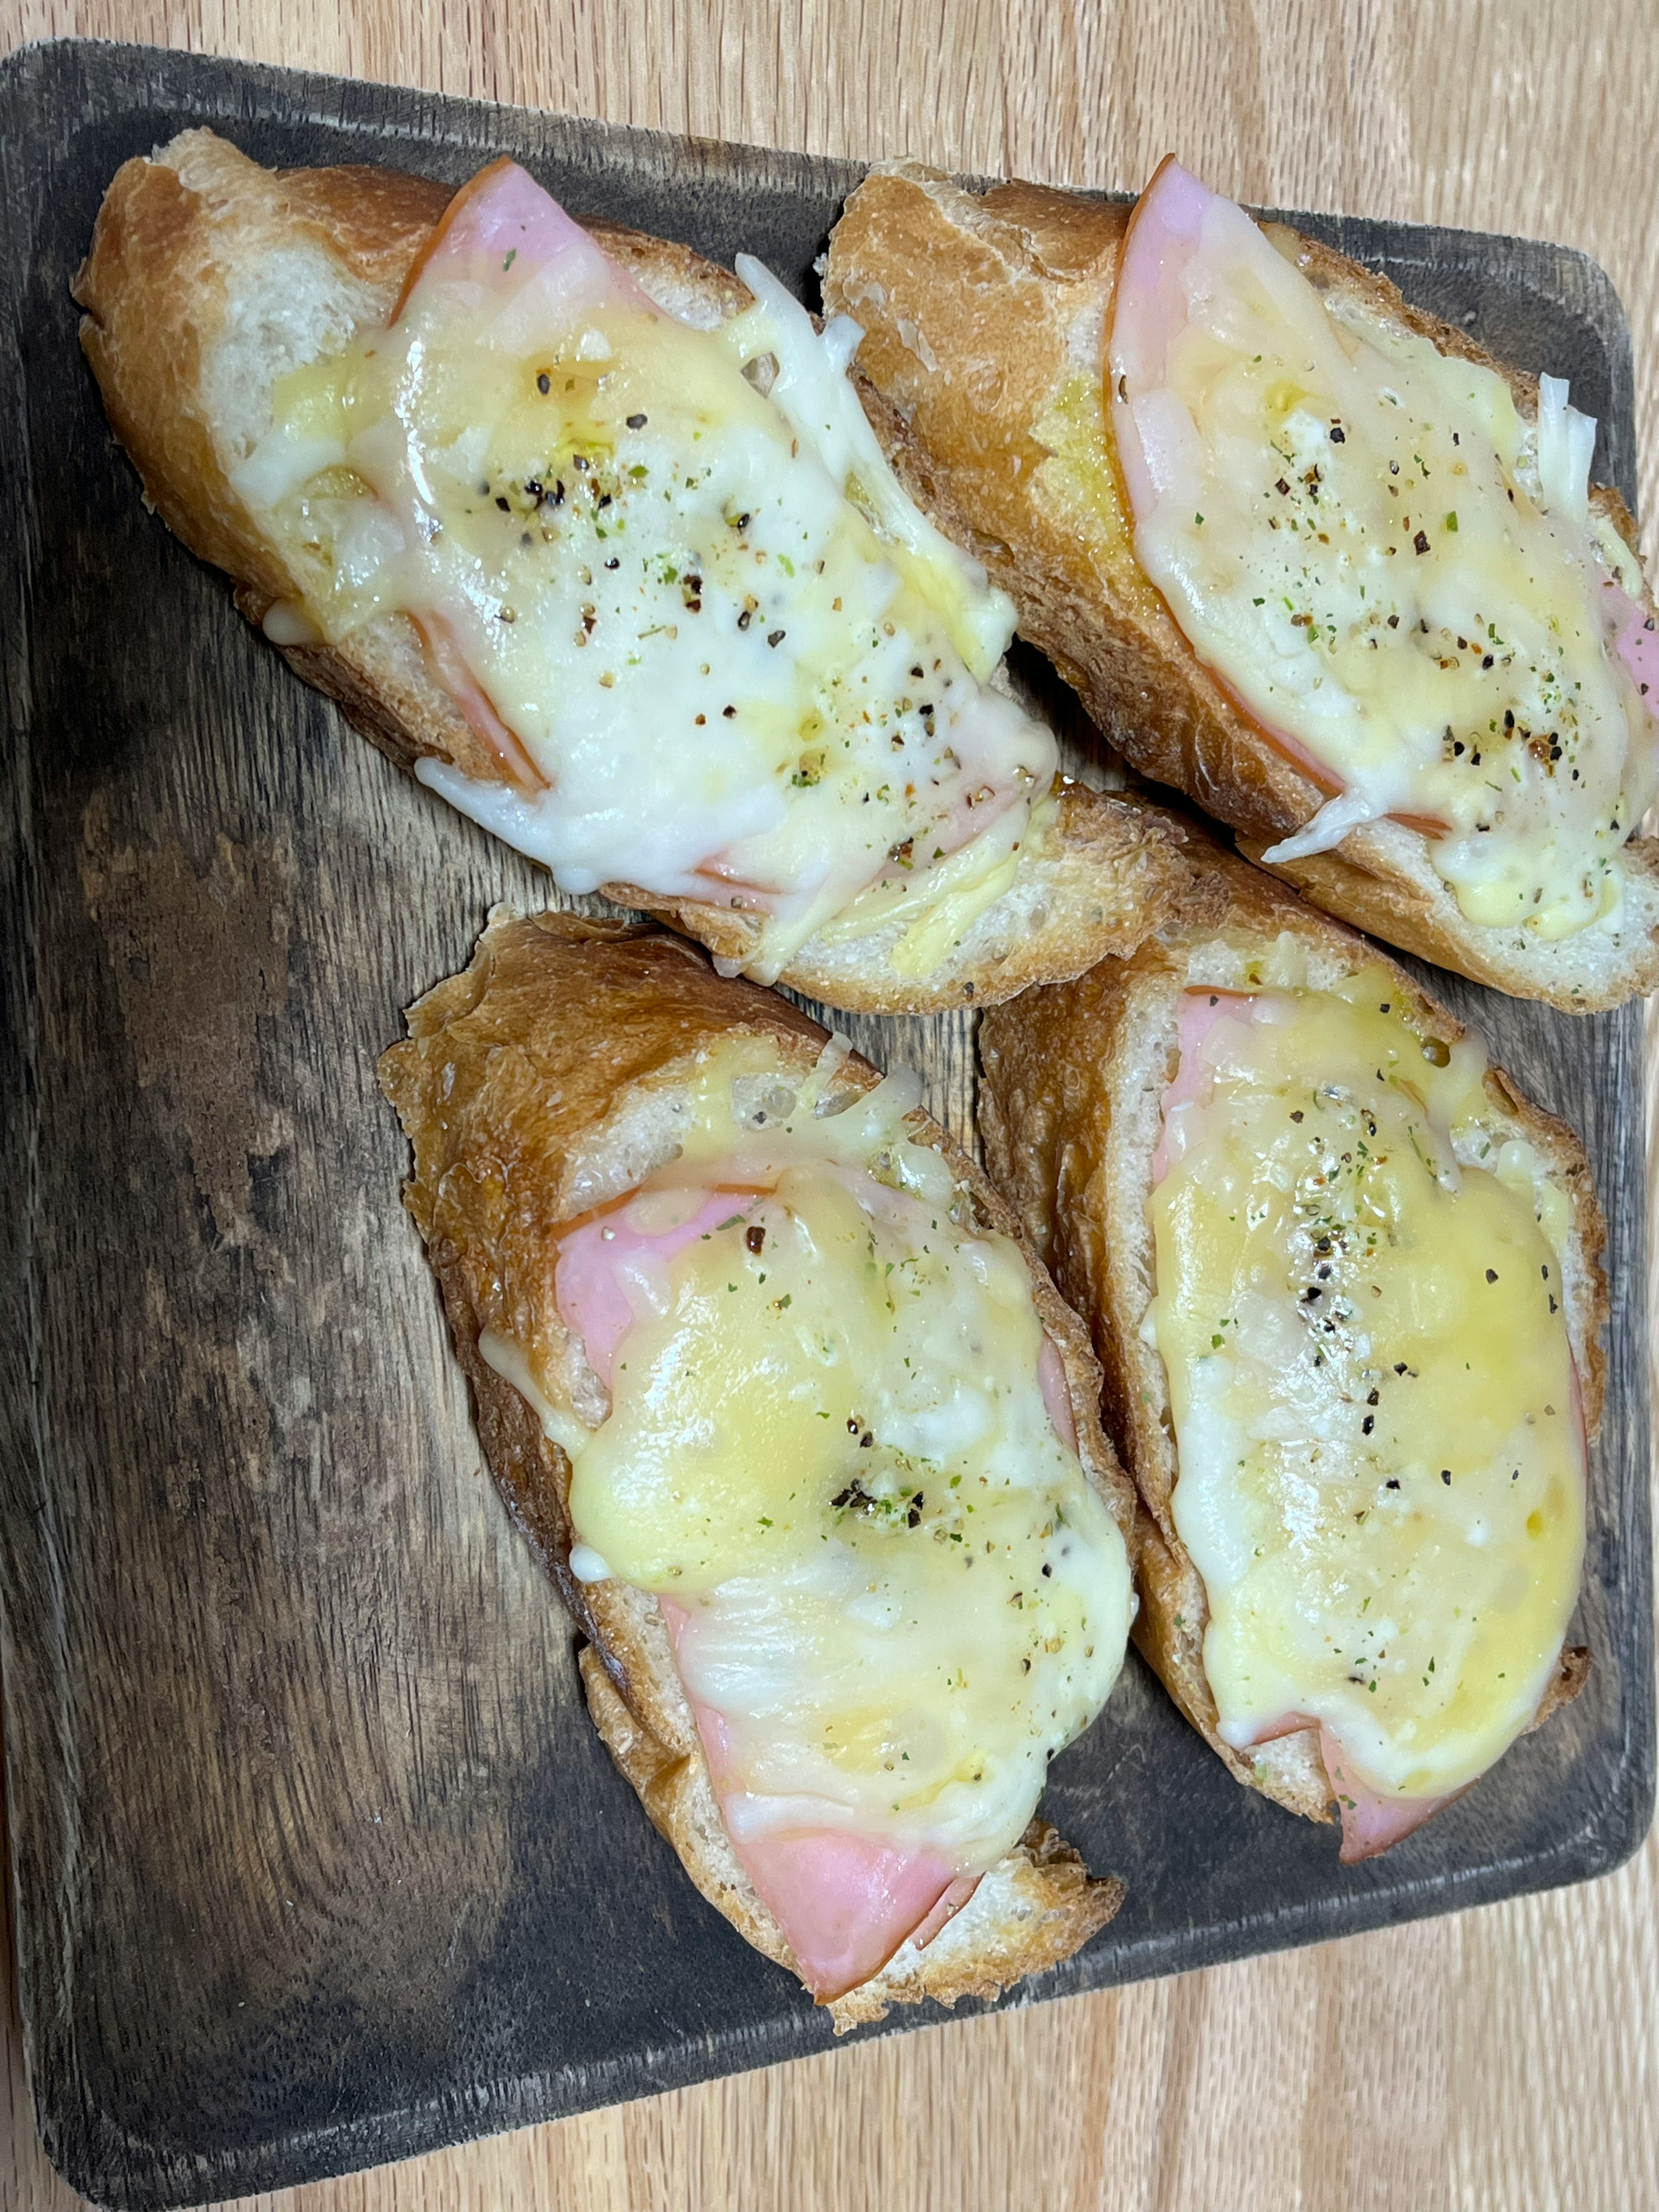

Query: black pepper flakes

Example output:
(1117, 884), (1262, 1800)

(626, 411), (648, 429)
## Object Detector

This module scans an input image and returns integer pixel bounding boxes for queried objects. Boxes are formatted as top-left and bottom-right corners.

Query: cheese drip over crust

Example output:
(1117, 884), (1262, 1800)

(486, 1040), (1131, 1888)
(1148, 980), (1586, 1809)
(1110, 159), (1659, 941)
(232, 161), (1055, 982)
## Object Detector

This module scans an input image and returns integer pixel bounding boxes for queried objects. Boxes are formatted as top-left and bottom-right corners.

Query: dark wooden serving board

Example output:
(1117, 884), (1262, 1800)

(0, 38), (1651, 2211)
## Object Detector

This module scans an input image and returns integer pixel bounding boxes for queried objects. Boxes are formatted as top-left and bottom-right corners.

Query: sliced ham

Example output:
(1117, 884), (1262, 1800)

(1317, 1725), (1456, 1862)
(1150, 988), (1259, 1183)
(1109, 159), (1446, 842)
(1154, 986), (1584, 1859)
(553, 1187), (758, 1389)
(1608, 575), (1659, 714)
(378, 160), (656, 793)
(391, 154), (650, 330)
(719, 1829), (960, 1999)
(655, 1593), (971, 1996)
(553, 1167), (1093, 1996)
(412, 608), (548, 792)
(1241, 1711), (1451, 1863)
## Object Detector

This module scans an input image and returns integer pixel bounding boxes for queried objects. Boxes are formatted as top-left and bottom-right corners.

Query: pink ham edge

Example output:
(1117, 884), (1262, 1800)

(413, 608), (548, 791)
(1117, 163), (1659, 833)
(556, 1174), (1112, 1997)
(553, 1188), (756, 1389)
(397, 161), (1036, 919)
(1037, 1338), (1077, 1453)
(724, 1834), (959, 1999)
(1154, 987), (1584, 1861)
(388, 161), (792, 910)
(1150, 987), (1257, 1184)
(1109, 162), (1375, 816)
(1320, 1726), (1457, 1862)
(1108, 157), (1220, 522)
(1608, 575), (1659, 719)
(387, 160), (709, 803)
(396, 156), (654, 325)
(655, 1595), (967, 1995)
(1241, 1710), (1454, 1862)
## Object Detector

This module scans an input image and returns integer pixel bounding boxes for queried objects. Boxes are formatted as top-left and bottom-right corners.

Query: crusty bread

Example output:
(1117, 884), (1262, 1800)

(977, 839), (1600, 1834)
(74, 128), (1192, 1015)
(823, 162), (1659, 1013)
(377, 907), (1134, 2025)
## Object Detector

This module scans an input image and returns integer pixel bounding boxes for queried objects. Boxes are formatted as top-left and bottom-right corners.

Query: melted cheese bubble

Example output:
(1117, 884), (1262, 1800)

(1149, 982), (1586, 1802)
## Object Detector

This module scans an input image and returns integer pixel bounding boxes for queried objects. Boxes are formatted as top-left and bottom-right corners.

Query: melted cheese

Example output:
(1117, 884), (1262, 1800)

(232, 168), (1055, 982)
(486, 1039), (1132, 1869)
(1110, 165), (1658, 941)
(1148, 982), (1585, 1802)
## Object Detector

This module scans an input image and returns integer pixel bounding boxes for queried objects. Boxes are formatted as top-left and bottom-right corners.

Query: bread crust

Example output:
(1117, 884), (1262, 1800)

(378, 908), (1133, 2022)
(978, 838), (1601, 1836)
(75, 130), (1187, 1015)
(823, 162), (1659, 1013)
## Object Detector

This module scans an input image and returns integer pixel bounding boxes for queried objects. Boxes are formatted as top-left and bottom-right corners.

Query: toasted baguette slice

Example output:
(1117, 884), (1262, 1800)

(978, 842), (1601, 1845)
(73, 128), (1191, 1015)
(378, 908), (1135, 2026)
(823, 163), (1659, 1013)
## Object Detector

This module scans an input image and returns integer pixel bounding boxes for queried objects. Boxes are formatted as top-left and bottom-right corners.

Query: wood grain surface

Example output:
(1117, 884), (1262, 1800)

(3, 3), (1657, 2208)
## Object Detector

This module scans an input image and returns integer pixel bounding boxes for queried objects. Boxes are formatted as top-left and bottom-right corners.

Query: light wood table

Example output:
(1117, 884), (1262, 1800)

(3, 3), (1656, 2206)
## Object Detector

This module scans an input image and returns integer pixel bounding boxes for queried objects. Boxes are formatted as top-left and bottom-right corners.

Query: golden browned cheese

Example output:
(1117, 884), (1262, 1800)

(378, 909), (1135, 2024)
(977, 843), (1601, 1840)
(824, 164), (1659, 1011)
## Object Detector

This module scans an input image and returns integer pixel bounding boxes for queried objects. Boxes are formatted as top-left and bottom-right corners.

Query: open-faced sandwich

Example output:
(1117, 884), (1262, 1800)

(378, 908), (1139, 2022)
(74, 130), (1192, 1011)
(979, 844), (1599, 1859)
(824, 159), (1659, 1011)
